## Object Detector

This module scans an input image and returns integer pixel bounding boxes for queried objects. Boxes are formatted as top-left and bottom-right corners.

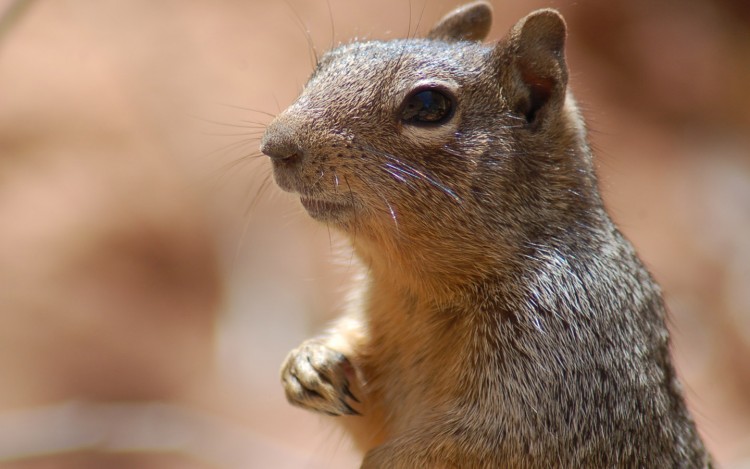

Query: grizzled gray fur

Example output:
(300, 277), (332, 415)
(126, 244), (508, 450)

(261, 1), (713, 467)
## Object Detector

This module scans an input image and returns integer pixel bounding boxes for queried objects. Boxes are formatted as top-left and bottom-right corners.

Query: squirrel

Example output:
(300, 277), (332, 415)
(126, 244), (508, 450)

(260, 2), (713, 467)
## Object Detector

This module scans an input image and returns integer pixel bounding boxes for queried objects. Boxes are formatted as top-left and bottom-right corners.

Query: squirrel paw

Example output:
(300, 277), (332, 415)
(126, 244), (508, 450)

(281, 340), (361, 416)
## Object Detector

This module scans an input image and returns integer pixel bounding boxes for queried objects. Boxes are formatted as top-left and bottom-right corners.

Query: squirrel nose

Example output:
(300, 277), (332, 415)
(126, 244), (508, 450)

(260, 125), (304, 164)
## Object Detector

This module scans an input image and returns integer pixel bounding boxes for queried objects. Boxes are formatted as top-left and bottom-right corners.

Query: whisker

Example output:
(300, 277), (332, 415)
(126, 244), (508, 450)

(411, 0), (427, 39)
(382, 161), (420, 183)
(355, 168), (401, 234)
(326, 222), (333, 252)
(245, 170), (274, 218)
(312, 168), (327, 191)
(361, 145), (462, 203)
(333, 170), (340, 194)
(380, 164), (424, 193)
(326, 0), (335, 51)
(189, 115), (263, 130)
(231, 169), (272, 276)
(208, 152), (265, 187)
(388, 23), (410, 82)
(381, 165), (410, 185)
(380, 194), (399, 232)
(343, 175), (358, 242)
(238, 120), (269, 128)
(282, 0), (319, 69)
(218, 103), (276, 119)
(219, 154), (262, 176)
(407, 0), (413, 39)
(204, 138), (261, 160)
(201, 131), (265, 137)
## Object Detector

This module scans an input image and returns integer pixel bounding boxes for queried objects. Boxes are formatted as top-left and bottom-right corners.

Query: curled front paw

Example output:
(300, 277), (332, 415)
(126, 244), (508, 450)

(281, 340), (360, 416)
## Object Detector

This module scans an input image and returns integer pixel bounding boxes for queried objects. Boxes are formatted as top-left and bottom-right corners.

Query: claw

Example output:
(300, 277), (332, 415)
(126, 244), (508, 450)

(342, 401), (361, 416)
(344, 384), (360, 403)
(281, 341), (362, 417)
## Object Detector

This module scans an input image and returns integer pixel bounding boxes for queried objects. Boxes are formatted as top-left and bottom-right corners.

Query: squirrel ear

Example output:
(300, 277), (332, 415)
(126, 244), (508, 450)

(496, 9), (568, 125)
(426, 1), (493, 42)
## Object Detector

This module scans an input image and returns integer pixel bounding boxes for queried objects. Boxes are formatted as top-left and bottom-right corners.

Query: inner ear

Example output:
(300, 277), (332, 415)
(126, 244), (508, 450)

(519, 67), (556, 123)
(498, 9), (568, 125)
(426, 1), (493, 43)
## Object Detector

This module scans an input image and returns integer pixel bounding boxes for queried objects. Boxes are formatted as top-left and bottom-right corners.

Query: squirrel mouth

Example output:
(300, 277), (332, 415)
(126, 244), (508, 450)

(299, 196), (353, 221)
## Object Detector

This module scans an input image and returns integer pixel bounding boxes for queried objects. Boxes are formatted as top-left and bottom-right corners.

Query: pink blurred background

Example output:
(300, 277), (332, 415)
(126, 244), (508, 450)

(0, 1), (748, 467)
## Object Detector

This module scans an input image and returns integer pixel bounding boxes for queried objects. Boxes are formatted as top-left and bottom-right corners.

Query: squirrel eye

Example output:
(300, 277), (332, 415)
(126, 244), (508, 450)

(400, 88), (454, 125)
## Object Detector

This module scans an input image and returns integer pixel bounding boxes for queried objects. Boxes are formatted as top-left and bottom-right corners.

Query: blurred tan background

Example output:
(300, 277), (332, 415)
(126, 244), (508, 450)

(0, 0), (748, 467)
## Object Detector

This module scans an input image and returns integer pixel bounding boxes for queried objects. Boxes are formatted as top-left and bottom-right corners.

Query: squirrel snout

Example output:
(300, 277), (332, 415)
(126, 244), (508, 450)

(260, 125), (304, 165)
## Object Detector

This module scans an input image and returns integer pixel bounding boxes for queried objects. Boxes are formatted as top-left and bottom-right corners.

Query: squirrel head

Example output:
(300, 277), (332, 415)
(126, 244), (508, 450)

(262, 2), (601, 289)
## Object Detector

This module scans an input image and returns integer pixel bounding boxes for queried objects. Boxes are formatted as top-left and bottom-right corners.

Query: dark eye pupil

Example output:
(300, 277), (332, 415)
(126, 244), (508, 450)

(401, 89), (452, 124)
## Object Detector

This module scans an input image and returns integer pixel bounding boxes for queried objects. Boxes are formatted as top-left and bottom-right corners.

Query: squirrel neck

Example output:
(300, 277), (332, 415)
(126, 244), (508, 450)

(349, 215), (507, 303)
(350, 206), (611, 308)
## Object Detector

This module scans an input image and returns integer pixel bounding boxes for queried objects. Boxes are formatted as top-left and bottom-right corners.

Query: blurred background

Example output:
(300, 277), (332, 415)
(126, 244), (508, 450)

(0, 0), (748, 467)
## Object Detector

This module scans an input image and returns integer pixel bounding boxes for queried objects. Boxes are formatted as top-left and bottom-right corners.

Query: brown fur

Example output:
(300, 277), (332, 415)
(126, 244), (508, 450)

(261, 2), (712, 467)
